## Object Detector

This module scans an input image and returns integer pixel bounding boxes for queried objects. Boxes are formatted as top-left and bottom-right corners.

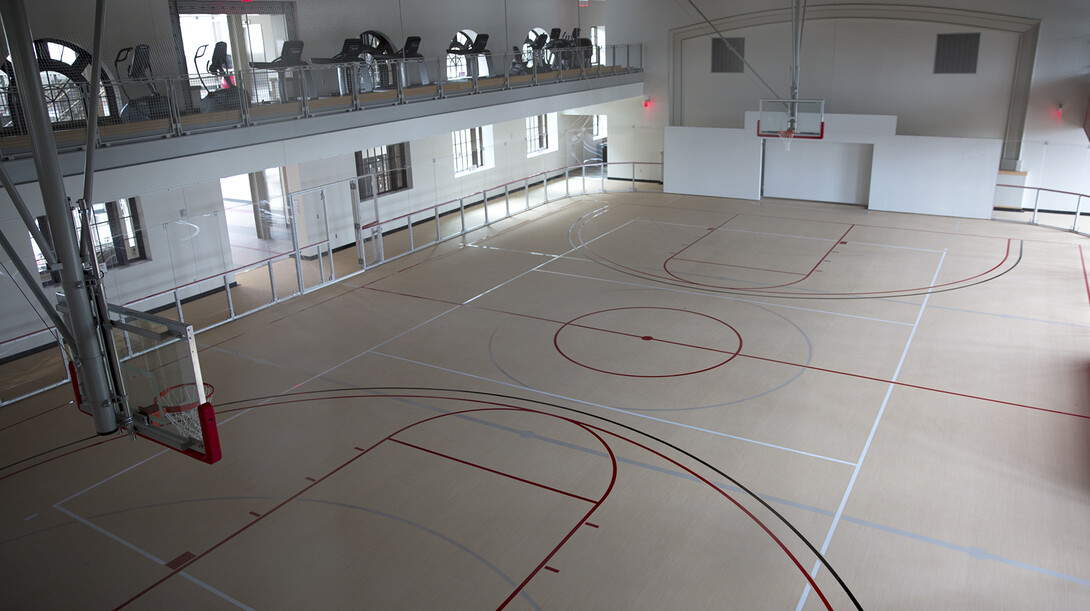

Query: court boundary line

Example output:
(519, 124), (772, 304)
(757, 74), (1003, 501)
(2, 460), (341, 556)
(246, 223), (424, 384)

(795, 250), (946, 610)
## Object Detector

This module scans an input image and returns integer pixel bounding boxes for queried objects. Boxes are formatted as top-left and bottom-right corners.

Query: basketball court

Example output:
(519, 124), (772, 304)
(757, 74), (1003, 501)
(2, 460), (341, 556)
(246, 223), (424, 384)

(3, 188), (1090, 609)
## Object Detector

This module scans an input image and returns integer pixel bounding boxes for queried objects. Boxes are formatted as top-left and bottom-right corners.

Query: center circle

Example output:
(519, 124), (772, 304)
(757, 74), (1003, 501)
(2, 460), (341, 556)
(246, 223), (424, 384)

(552, 307), (743, 378)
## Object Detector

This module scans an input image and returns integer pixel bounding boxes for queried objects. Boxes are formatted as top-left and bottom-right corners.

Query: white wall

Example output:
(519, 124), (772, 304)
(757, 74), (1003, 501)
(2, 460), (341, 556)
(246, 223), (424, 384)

(610, 0), (1090, 202)
(678, 19), (1020, 139)
(0, 181), (232, 343)
(870, 136), (1003, 219)
(663, 126), (761, 200)
(763, 141), (874, 205)
(665, 119), (1002, 219)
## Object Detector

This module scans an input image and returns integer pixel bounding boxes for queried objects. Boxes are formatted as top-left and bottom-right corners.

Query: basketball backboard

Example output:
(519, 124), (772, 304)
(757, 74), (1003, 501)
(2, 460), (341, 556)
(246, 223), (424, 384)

(757, 99), (825, 139)
(85, 303), (222, 463)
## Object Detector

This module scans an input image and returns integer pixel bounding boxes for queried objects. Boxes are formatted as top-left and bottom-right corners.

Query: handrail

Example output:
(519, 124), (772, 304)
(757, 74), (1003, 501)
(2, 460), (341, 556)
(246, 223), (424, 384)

(994, 182), (1088, 235)
(0, 160), (658, 346)
(0, 44), (643, 159)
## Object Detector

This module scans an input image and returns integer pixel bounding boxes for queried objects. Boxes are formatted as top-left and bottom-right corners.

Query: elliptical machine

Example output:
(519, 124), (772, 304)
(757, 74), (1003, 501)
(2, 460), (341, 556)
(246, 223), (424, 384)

(114, 44), (171, 122)
(194, 42), (247, 112)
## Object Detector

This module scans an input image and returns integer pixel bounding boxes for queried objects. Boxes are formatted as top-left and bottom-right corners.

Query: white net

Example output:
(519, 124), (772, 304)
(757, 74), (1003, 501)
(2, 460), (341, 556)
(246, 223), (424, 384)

(778, 129), (795, 152)
(156, 383), (214, 441)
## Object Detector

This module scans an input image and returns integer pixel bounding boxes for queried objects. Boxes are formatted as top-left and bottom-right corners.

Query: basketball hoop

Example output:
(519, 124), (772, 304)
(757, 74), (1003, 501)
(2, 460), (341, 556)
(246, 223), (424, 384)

(155, 383), (215, 441)
(778, 128), (796, 151)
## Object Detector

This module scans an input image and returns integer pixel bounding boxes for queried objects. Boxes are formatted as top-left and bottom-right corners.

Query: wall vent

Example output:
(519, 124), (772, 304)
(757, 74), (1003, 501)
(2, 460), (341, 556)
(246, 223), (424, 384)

(712, 38), (745, 73)
(934, 32), (980, 74)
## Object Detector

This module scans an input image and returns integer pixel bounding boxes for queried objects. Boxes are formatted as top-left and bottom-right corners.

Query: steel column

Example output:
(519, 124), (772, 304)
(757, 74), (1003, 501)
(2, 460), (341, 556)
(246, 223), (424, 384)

(0, 0), (116, 433)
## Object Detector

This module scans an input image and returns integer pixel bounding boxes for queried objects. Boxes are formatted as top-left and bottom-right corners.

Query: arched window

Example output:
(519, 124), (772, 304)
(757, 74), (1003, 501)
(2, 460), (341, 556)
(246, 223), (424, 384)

(1, 38), (120, 132)
(445, 29), (490, 80)
(522, 27), (550, 69)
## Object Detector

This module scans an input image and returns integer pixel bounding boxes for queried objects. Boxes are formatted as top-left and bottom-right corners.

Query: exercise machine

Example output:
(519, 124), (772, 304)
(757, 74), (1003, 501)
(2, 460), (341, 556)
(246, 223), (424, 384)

(114, 44), (171, 122)
(194, 42), (246, 112)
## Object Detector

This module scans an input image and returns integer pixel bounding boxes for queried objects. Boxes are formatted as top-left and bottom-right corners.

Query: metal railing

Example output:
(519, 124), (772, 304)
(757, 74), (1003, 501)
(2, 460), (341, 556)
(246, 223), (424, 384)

(994, 183), (1089, 236)
(0, 44), (643, 159)
(0, 161), (662, 406)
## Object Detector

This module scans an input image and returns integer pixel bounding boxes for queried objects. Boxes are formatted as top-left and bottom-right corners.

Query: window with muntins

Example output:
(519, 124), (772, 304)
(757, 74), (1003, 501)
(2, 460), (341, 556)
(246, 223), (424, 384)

(356, 143), (412, 199)
(452, 126), (487, 174)
(526, 114), (549, 155)
(32, 198), (147, 283)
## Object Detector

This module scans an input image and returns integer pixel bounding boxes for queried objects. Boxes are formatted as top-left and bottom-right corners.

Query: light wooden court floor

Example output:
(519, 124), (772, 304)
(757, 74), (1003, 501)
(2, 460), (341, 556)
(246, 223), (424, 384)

(2, 191), (1090, 610)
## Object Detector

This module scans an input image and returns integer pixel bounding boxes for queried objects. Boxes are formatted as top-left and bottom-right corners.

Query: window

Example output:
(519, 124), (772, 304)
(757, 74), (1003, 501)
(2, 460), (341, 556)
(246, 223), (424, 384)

(526, 114), (549, 154)
(934, 33), (980, 74)
(31, 198), (147, 283)
(452, 125), (494, 175)
(355, 143), (413, 199)
(445, 29), (489, 80)
(525, 113), (558, 157)
(592, 114), (607, 140)
(712, 37), (745, 73)
(590, 26), (605, 65)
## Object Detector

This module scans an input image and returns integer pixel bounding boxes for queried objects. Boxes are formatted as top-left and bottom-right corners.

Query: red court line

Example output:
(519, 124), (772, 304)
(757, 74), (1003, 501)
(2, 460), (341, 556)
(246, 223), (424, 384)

(390, 438), (597, 504)
(362, 285), (1089, 420)
(585, 422), (835, 611)
(673, 258), (807, 276)
(738, 352), (1090, 420)
(497, 418), (618, 609)
(663, 215), (738, 264)
(368, 286), (744, 363)
(663, 224), (854, 291)
(582, 209), (1015, 296)
(1080, 245), (1090, 309)
(213, 394), (836, 609)
(544, 566), (560, 573)
(115, 403), (614, 610)
(165, 552), (195, 570)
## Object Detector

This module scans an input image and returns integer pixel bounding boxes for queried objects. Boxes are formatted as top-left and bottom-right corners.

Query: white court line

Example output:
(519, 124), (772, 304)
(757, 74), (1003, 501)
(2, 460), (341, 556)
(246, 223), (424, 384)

(630, 218), (840, 243)
(52, 504), (254, 610)
(55, 450), (170, 506)
(794, 250), (947, 611)
(534, 268), (915, 327)
(844, 240), (946, 254)
(463, 219), (635, 305)
(371, 350), (857, 466)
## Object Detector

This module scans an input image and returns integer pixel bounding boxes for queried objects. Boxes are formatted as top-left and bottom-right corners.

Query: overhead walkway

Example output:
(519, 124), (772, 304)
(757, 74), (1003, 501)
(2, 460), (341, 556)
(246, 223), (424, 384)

(0, 45), (643, 187)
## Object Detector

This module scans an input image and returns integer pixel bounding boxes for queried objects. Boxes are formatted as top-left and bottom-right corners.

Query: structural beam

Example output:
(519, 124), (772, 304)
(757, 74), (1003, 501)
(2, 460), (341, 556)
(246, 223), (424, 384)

(0, 0), (117, 434)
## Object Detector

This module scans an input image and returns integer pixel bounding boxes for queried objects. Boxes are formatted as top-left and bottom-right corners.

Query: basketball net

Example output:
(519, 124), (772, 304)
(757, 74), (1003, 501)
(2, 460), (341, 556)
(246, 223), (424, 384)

(157, 383), (214, 442)
(778, 128), (796, 152)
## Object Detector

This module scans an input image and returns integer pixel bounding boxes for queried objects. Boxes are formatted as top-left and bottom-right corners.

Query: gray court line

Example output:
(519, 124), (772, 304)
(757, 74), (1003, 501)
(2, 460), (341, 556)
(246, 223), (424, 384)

(839, 515), (1090, 588)
(369, 351), (857, 466)
(51, 450), (255, 609)
(304, 500), (543, 610)
(795, 250), (948, 611)
(533, 268), (916, 327)
(302, 390), (1090, 593)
